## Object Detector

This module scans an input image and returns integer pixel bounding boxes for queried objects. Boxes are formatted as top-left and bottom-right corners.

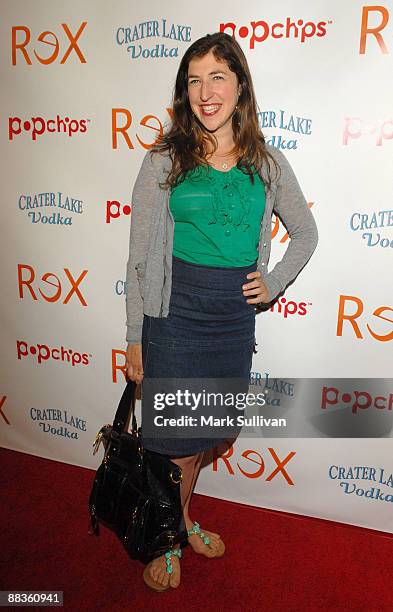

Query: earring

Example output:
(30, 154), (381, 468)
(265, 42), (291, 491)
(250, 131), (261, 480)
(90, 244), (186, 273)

(234, 105), (241, 128)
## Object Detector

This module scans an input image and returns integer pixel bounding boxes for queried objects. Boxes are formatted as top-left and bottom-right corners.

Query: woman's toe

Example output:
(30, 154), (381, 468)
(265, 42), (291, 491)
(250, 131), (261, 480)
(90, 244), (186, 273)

(150, 565), (158, 581)
(170, 575), (180, 588)
(205, 531), (220, 544)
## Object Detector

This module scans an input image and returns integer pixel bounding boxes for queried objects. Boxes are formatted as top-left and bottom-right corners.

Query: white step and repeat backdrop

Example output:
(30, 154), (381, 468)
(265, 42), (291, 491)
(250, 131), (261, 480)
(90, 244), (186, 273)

(1, 1), (392, 533)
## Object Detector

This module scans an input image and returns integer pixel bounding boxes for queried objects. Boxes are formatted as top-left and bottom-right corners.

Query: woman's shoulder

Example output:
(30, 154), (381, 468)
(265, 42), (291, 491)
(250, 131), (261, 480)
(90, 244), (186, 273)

(140, 148), (172, 176)
(263, 143), (299, 185)
(264, 143), (287, 167)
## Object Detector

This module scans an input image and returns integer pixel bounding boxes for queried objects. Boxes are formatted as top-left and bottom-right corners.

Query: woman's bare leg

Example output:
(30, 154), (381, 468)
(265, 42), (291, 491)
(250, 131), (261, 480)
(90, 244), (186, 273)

(181, 452), (222, 558)
(147, 453), (199, 588)
(182, 451), (203, 521)
(147, 451), (223, 587)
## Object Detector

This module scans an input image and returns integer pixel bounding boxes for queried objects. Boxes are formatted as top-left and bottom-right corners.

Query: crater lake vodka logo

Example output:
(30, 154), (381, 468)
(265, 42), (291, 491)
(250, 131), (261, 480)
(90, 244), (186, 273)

(19, 192), (84, 226)
(329, 465), (393, 503)
(349, 208), (393, 249)
(116, 19), (192, 60)
(248, 372), (296, 407)
(258, 109), (313, 150)
(30, 407), (87, 441)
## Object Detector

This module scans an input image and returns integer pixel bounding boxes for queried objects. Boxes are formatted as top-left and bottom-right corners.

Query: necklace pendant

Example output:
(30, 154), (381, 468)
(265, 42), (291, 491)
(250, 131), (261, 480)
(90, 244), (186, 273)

(222, 162), (228, 170)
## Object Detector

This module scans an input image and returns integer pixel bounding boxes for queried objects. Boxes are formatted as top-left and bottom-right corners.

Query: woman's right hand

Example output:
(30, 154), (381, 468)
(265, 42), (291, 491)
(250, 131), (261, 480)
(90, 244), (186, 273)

(126, 343), (144, 384)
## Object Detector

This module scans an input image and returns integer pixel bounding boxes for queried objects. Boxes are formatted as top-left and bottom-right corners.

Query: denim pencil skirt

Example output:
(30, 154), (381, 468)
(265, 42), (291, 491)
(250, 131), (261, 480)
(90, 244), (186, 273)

(140, 255), (256, 457)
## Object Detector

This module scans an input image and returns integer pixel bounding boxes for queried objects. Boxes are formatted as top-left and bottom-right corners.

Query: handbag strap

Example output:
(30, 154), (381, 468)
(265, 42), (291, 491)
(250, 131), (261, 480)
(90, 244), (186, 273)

(112, 379), (137, 435)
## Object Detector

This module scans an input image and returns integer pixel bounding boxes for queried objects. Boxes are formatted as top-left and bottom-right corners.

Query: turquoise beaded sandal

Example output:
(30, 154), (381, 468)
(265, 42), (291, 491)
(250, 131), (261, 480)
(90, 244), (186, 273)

(187, 521), (225, 558)
(143, 548), (182, 591)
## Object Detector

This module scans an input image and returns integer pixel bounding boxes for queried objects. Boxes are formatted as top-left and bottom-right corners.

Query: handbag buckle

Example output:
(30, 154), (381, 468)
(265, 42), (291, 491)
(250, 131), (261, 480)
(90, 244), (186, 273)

(168, 534), (175, 548)
(169, 467), (183, 484)
(92, 424), (111, 455)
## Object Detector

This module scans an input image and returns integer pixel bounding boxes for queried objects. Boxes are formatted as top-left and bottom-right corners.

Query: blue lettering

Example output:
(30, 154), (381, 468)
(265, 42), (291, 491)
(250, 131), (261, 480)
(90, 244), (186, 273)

(350, 213), (360, 231)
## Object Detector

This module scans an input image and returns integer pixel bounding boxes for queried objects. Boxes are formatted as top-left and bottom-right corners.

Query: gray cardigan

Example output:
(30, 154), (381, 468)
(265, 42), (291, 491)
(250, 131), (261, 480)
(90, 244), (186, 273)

(126, 145), (318, 344)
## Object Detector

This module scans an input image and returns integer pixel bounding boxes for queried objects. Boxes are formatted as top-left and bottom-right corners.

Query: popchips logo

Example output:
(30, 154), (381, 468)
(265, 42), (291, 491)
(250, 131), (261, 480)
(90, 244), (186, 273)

(220, 17), (330, 48)
(9, 115), (89, 141)
(343, 116), (393, 146)
(322, 385), (393, 414)
(106, 199), (131, 223)
(269, 297), (311, 318)
(16, 340), (91, 366)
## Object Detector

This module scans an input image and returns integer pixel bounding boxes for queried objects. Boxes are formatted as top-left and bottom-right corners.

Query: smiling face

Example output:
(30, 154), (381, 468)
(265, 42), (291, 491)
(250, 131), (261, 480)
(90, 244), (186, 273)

(187, 49), (240, 139)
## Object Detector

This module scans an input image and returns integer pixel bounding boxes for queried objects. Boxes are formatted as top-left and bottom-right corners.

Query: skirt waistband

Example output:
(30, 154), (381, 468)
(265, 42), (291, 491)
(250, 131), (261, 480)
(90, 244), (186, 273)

(172, 255), (257, 272)
(172, 255), (258, 291)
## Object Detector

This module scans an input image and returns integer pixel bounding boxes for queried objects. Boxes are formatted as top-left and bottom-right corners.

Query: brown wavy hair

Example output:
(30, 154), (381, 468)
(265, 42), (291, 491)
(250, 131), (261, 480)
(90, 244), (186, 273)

(152, 32), (280, 190)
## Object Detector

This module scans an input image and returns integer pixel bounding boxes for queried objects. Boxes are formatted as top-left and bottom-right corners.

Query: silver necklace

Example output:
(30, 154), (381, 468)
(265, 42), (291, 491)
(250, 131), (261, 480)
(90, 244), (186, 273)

(210, 150), (234, 171)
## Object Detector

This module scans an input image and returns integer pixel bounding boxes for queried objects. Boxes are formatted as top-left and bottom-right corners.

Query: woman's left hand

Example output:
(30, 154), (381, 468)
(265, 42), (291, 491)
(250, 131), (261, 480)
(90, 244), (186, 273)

(242, 271), (271, 304)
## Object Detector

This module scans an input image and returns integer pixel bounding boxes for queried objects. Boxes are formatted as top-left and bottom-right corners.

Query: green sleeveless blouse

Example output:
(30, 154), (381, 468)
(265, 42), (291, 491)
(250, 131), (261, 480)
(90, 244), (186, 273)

(169, 164), (266, 266)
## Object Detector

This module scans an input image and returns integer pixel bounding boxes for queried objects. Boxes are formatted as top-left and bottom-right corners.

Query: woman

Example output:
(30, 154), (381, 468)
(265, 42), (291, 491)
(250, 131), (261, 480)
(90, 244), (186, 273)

(125, 32), (318, 591)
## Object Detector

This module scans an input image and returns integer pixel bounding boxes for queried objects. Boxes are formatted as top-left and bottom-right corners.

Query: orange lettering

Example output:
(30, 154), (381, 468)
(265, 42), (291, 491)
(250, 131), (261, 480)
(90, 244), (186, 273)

(18, 264), (37, 299)
(18, 265), (87, 305)
(111, 349), (127, 383)
(359, 6), (389, 54)
(0, 396), (10, 425)
(212, 443), (234, 474)
(113, 107), (174, 150)
(33, 30), (59, 65)
(336, 295), (364, 338)
(237, 449), (265, 478)
(39, 272), (61, 302)
(60, 22), (87, 64)
(11, 26), (31, 65)
(271, 215), (280, 239)
(366, 306), (393, 341)
(112, 108), (134, 149)
(266, 448), (295, 485)
(11, 22), (87, 66)
(136, 114), (163, 149)
(63, 268), (88, 305)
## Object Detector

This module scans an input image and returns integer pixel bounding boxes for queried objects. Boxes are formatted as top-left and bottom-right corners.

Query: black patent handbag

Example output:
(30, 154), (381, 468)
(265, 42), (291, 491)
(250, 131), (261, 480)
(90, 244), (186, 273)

(88, 379), (187, 564)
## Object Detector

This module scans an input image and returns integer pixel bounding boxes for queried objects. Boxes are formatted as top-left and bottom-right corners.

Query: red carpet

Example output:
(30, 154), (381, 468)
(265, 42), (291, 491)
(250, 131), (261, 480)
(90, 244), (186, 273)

(0, 447), (392, 611)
